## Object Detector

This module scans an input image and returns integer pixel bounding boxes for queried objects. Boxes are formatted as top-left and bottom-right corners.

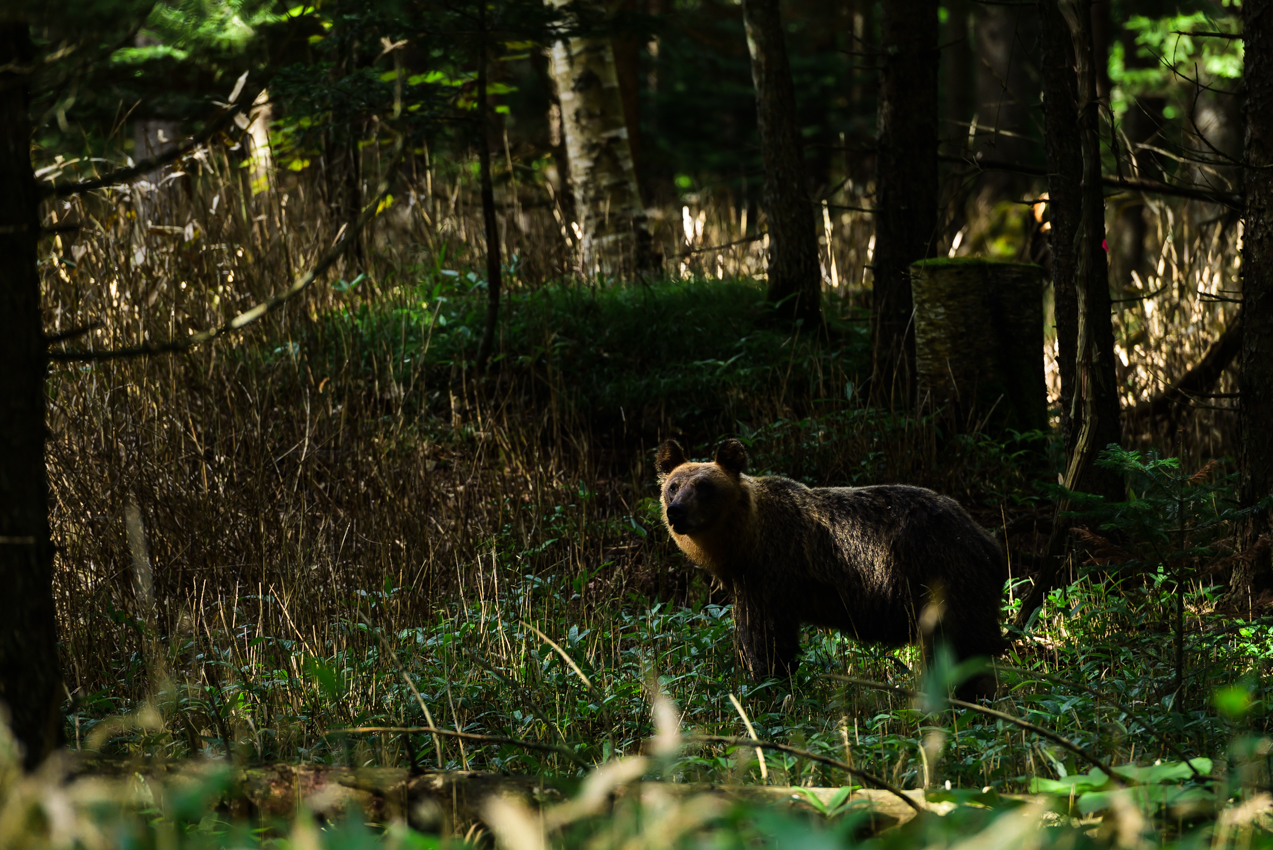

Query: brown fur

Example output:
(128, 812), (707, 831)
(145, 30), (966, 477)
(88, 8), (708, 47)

(657, 439), (1008, 698)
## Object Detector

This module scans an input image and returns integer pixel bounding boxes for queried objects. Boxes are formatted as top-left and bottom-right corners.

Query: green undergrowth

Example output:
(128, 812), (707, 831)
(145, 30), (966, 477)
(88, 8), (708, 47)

(48, 276), (1273, 848)
(309, 273), (869, 440)
(61, 569), (1273, 848)
(75, 567), (1272, 783)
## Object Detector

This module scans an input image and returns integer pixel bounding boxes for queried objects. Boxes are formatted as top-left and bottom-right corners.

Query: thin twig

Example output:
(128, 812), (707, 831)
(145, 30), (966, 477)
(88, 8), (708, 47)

(331, 725), (588, 769)
(673, 234), (764, 259)
(994, 665), (1211, 782)
(940, 153), (1242, 207)
(827, 675), (1130, 787)
(685, 734), (923, 812)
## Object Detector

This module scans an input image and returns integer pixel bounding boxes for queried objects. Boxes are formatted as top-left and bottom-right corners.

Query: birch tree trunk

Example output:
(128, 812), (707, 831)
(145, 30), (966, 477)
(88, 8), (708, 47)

(872, 0), (939, 401)
(1232, 0), (1273, 613)
(0, 22), (64, 770)
(741, 0), (821, 324)
(546, 0), (652, 279)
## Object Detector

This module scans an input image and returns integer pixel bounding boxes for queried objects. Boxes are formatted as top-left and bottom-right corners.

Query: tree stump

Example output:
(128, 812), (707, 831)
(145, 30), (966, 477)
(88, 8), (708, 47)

(910, 258), (1046, 435)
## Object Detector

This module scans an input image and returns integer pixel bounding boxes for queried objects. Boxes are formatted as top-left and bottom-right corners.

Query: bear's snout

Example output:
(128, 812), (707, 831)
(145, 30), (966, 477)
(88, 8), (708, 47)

(665, 503), (690, 533)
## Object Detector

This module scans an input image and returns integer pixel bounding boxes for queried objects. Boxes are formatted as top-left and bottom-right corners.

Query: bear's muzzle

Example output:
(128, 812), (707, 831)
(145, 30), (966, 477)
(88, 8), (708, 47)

(665, 503), (691, 533)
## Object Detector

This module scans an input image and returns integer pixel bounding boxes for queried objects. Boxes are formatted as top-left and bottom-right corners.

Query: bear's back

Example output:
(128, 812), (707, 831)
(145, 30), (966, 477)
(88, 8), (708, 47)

(747, 477), (1005, 639)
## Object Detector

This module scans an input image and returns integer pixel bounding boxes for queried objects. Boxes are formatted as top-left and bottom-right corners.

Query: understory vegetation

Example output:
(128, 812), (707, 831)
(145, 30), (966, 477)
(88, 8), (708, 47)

(40, 266), (1273, 848)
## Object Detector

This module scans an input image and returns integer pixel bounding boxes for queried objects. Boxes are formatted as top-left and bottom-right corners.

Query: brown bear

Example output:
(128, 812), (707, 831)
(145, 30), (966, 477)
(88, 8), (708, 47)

(657, 439), (1008, 699)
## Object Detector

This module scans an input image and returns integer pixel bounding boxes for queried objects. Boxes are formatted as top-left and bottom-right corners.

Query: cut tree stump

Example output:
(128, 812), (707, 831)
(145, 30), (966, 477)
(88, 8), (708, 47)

(910, 258), (1047, 435)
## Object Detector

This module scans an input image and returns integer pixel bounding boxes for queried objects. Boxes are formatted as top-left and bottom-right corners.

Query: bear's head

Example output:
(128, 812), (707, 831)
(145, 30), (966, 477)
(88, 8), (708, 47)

(656, 439), (749, 536)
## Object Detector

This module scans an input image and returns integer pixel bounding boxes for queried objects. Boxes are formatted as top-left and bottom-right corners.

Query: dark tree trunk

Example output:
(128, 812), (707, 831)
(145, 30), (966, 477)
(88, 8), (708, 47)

(1062, 0), (1122, 502)
(474, 27), (503, 372)
(741, 0), (822, 324)
(942, 0), (974, 148)
(1017, 0), (1123, 630)
(1232, 0), (1273, 613)
(1089, 0), (1110, 102)
(872, 0), (939, 401)
(1110, 0), (1166, 292)
(1038, 0), (1082, 450)
(612, 0), (644, 202)
(0, 23), (64, 770)
(1037, 0), (1120, 501)
(973, 3), (1040, 195)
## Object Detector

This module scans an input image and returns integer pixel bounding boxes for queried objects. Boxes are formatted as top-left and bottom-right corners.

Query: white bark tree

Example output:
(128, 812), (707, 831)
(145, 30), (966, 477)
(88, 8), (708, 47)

(546, 0), (652, 278)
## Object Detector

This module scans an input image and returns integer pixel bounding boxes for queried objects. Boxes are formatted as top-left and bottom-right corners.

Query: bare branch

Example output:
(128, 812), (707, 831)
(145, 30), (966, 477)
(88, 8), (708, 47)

(828, 675), (1131, 787)
(333, 725), (588, 768)
(41, 78), (266, 200)
(685, 735), (922, 811)
(940, 153), (1242, 207)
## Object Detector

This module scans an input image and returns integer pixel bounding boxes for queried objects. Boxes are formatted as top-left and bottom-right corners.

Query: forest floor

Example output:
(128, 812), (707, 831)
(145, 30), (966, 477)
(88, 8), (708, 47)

(38, 273), (1273, 849)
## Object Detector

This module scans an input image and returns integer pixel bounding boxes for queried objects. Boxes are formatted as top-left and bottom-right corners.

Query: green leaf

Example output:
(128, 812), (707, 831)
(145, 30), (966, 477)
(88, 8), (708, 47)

(1214, 684), (1253, 721)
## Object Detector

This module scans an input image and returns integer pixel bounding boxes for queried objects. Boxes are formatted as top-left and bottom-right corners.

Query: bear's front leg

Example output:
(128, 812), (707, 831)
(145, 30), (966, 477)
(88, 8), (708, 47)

(732, 588), (801, 679)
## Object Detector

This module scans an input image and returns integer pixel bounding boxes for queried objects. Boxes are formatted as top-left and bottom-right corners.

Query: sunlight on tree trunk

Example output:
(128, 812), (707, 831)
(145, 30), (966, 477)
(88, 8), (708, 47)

(247, 88), (274, 200)
(741, 0), (821, 324)
(0, 22), (64, 770)
(1232, 0), (1273, 613)
(545, 0), (652, 279)
(872, 0), (938, 402)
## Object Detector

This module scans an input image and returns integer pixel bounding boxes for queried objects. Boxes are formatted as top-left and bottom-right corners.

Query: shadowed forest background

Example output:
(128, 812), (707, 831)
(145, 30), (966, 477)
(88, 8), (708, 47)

(2, 0), (1273, 846)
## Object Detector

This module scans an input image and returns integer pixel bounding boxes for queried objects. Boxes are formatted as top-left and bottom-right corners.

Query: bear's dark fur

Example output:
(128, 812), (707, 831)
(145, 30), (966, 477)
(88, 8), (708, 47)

(657, 439), (1008, 698)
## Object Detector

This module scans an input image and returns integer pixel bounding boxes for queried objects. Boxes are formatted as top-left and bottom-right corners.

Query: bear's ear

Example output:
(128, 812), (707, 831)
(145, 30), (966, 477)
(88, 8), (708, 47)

(656, 440), (687, 475)
(714, 439), (748, 475)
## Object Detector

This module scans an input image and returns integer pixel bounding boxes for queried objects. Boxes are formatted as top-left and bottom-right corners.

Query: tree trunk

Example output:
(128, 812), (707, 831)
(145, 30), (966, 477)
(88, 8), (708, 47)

(911, 259), (1047, 436)
(1038, 0), (1082, 450)
(972, 3), (1040, 195)
(1232, 0), (1273, 613)
(1110, 1), (1165, 295)
(0, 22), (64, 770)
(872, 0), (939, 401)
(942, 0), (974, 148)
(1016, 0), (1123, 630)
(1060, 0), (1122, 503)
(741, 0), (821, 324)
(475, 28), (503, 373)
(1037, 0), (1121, 501)
(546, 0), (653, 279)
(611, 0), (644, 202)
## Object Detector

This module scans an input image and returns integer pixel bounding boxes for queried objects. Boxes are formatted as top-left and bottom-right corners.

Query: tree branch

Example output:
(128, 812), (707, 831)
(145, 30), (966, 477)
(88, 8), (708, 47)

(42, 77), (267, 200)
(940, 153), (1242, 207)
(685, 735), (922, 812)
(333, 725), (588, 769)
(828, 675), (1130, 787)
